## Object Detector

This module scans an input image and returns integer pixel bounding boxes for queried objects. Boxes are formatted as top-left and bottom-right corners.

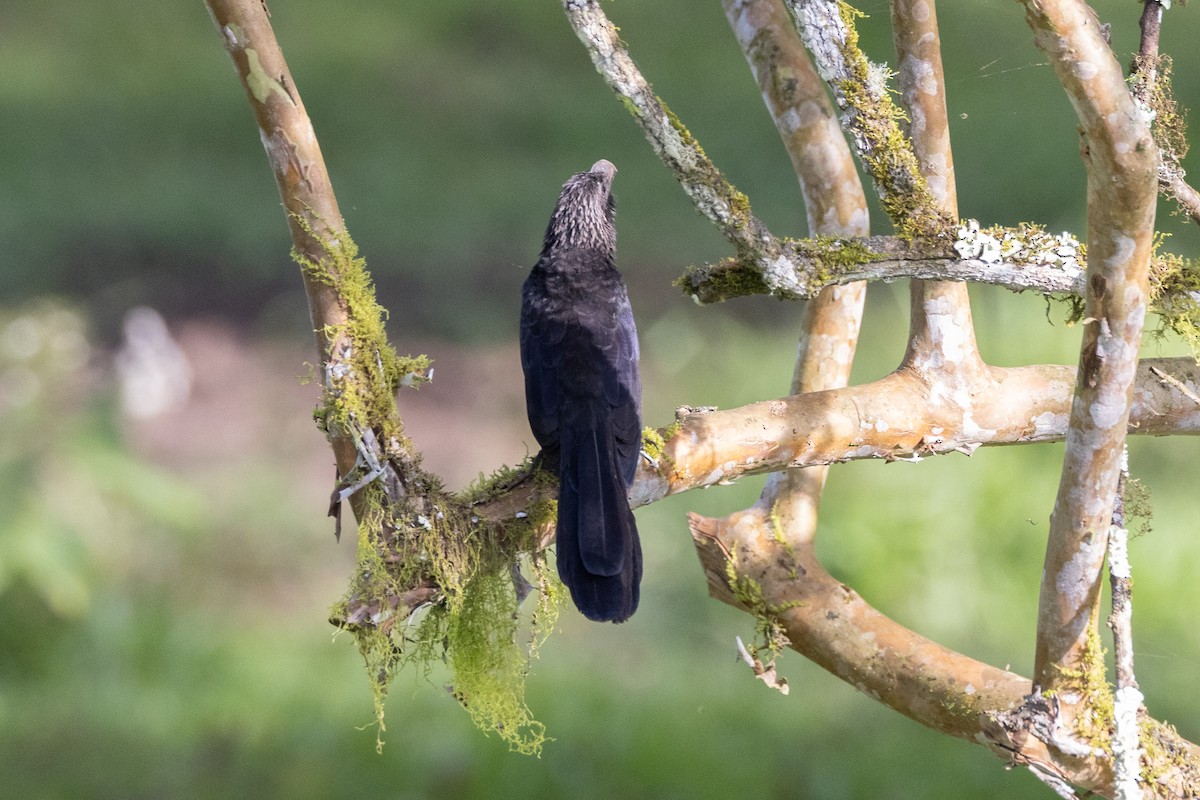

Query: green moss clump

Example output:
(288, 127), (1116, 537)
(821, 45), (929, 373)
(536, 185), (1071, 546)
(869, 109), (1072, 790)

(1140, 717), (1200, 791)
(675, 259), (770, 303)
(640, 426), (667, 466)
(1142, 55), (1189, 163)
(723, 543), (793, 687)
(442, 552), (563, 755)
(460, 457), (539, 506)
(677, 235), (879, 304)
(293, 221), (430, 446)
(799, 235), (879, 287)
(1135, 53), (1192, 221)
(661, 101), (707, 161)
(1049, 626), (1114, 750)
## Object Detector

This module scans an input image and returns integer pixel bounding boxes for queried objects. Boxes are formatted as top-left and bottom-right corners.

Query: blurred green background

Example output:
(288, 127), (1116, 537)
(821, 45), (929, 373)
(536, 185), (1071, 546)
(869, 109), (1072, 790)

(3, 1), (1199, 797)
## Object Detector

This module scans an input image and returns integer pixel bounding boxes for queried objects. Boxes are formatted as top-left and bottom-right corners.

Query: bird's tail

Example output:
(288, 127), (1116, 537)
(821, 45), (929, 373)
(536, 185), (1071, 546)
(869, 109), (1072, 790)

(556, 425), (642, 622)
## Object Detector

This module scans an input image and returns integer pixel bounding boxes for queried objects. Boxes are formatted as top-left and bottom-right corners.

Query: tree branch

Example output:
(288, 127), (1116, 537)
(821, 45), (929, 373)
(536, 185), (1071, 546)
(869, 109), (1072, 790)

(562, 0), (791, 284)
(1107, 457), (1144, 800)
(678, 225), (1092, 303)
(473, 357), (1200, 524)
(687, 507), (1200, 797)
(205, 0), (363, 478)
(1020, 0), (1158, 697)
(890, 0), (984, 379)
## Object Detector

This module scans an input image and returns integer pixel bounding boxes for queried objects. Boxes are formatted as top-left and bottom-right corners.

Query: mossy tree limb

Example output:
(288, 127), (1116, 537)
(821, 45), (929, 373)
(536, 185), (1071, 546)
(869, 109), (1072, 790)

(783, 0), (954, 240)
(678, 228), (1086, 302)
(207, 0), (563, 755)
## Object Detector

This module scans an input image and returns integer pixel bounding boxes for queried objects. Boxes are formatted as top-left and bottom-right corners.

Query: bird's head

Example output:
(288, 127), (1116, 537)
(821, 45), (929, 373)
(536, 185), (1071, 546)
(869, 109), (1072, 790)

(542, 159), (617, 256)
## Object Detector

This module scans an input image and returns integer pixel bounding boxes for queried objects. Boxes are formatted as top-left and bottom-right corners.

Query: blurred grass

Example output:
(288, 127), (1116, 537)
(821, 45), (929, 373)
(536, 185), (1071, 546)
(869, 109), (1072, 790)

(3, 0), (1200, 797)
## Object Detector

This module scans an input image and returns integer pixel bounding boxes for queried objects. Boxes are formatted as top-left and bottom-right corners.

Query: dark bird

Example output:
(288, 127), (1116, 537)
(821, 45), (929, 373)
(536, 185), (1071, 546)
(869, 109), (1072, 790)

(520, 159), (643, 623)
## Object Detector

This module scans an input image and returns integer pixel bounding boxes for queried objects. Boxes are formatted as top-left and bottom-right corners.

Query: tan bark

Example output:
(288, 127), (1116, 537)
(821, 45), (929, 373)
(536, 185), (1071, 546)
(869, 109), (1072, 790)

(205, 0), (359, 477)
(1021, 0), (1159, 693)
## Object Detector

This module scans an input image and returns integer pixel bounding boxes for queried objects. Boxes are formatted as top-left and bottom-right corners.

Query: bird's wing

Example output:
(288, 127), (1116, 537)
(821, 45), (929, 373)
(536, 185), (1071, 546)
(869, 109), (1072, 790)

(519, 295), (565, 452)
(603, 289), (642, 486)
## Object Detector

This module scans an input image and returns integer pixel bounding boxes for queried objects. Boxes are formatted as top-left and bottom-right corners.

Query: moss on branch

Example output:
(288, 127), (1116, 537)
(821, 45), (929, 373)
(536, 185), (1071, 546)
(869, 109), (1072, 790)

(297, 224), (561, 755)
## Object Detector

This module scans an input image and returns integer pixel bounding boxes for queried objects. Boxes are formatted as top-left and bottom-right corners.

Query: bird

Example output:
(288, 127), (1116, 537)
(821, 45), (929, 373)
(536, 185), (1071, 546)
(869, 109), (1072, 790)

(519, 159), (643, 623)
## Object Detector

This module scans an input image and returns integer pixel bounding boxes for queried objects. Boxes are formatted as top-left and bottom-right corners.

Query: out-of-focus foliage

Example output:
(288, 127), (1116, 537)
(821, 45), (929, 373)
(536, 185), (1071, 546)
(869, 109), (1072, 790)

(2, 296), (1198, 799)
(3, 0), (1200, 798)
(2, 1), (1197, 337)
(0, 303), (203, 618)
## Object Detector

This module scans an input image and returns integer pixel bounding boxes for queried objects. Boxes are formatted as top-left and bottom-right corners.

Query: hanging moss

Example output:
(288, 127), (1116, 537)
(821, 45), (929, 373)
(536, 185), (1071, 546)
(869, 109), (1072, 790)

(443, 554), (563, 755)
(1149, 245), (1200, 361)
(295, 223), (561, 755)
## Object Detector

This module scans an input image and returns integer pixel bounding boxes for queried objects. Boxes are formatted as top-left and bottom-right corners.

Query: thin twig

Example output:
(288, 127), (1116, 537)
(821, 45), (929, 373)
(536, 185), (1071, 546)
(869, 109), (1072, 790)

(1150, 364), (1200, 405)
(1108, 450), (1144, 800)
(1135, 0), (1165, 77)
(1130, 0), (1200, 224)
(562, 0), (789, 288)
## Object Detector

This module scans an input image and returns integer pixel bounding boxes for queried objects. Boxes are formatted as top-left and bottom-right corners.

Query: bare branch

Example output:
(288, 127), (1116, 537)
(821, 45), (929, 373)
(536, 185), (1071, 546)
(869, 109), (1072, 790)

(890, 0), (956, 209)
(722, 0), (868, 579)
(1019, 0), (1158, 694)
(625, 358), (1199, 506)
(205, 0), (361, 477)
(890, 0), (984, 378)
(687, 509), (1200, 796)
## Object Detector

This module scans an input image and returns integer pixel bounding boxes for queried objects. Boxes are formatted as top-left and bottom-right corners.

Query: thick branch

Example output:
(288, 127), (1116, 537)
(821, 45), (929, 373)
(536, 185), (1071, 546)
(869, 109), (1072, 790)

(687, 507), (1200, 797)
(205, 0), (358, 476)
(476, 357), (1200, 522)
(1022, 0), (1159, 691)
